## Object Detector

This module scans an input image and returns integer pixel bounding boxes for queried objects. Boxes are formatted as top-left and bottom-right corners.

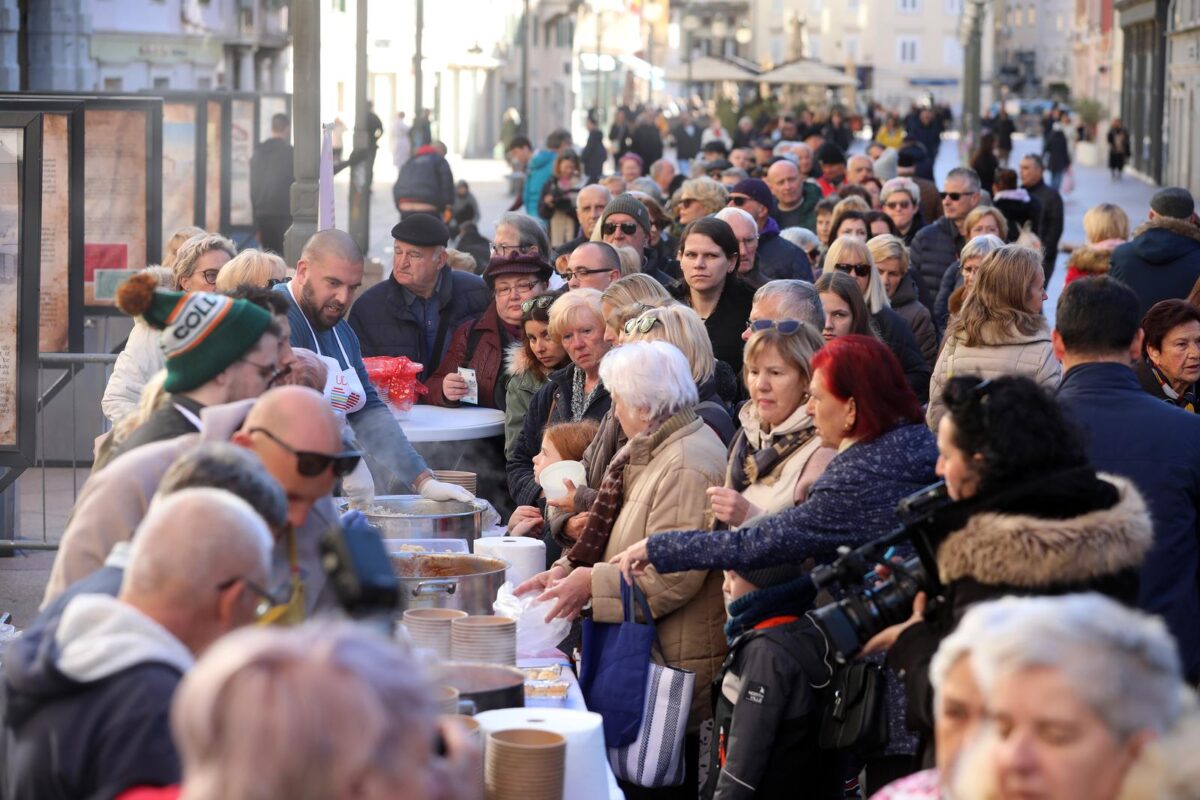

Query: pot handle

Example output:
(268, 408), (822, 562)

(413, 579), (458, 597)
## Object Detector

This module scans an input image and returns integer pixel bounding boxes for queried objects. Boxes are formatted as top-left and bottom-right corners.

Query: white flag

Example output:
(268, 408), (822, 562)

(319, 123), (335, 230)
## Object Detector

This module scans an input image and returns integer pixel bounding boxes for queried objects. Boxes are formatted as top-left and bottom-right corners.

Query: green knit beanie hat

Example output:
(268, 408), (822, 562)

(116, 272), (274, 393)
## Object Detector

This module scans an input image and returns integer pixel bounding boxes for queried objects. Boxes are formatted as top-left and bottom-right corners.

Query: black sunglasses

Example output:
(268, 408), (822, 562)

(266, 277), (287, 288)
(727, 196), (752, 207)
(602, 221), (640, 236)
(249, 427), (363, 478)
(834, 262), (872, 278)
(939, 191), (977, 201)
(745, 319), (804, 335)
(521, 295), (556, 314)
(558, 266), (612, 282)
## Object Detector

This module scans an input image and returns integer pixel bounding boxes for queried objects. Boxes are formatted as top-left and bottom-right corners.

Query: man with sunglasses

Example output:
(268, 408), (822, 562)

(726, 178), (814, 285)
(349, 213), (489, 378)
(5, 489), (273, 800)
(285, 229), (472, 502)
(111, 276), (286, 462)
(909, 166), (982, 307)
(596, 195), (679, 285)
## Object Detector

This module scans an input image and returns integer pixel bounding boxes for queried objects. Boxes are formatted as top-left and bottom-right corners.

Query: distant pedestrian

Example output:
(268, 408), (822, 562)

(969, 132), (998, 195)
(1107, 118), (1131, 180)
(1043, 120), (1072, 191)
(410, 108), (432, 149)
(992, 107), (1016, 166)
(250, 113), (294, 256)
(581, 113), (607, 183)
(1019, 154), (1064, 280)
(391, 111), (411, 168)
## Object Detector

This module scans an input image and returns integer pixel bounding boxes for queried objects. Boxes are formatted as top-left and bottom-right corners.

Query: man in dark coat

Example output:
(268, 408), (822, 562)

(249, 113), (294, 254)
(1019, 154), (1064, 280)
(1054, 276), (1200, 683)
(904, 109), (942, 180)
(581, 115), (607, 183)
(348, 213), (489, 379)
(0, 490), (272, 800)
(909, 167), (981, 306)
(393, 142), (456, 219)
(672, 112), (703, 164)
(628, 112), (663, 174)
(1109, 187), (1200, 320)
(725, 179), (813, 282)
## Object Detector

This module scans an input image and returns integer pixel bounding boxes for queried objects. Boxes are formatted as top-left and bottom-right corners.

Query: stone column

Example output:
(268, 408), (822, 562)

(26, 0), (93, 91)
(239, 45), (257, 91)
(284, 0), (320, 267)
(0, 0), (18, 91)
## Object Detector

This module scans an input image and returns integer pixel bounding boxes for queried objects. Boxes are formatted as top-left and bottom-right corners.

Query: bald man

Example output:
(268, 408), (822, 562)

(43, 387), (349, 613)
(846, 153), (875, 186)
(766, 159), (822, 233)
(2, 488), (273, 800)
(279, 228), (471, 501)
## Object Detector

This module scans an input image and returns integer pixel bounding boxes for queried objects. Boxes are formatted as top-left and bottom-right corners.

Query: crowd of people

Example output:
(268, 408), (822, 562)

(3, 99), (1200, 800)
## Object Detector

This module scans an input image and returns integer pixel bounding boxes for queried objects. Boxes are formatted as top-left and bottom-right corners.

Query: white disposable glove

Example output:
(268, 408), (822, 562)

(419, 478), (475, 503)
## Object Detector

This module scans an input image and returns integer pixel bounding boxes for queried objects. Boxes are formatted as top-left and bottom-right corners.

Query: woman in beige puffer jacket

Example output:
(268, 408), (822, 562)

(928, 245), (1061, 428)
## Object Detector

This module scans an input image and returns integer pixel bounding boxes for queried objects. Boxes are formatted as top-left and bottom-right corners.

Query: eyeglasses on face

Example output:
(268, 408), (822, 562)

(624, 315), (663, 335)
(199, 269), (220, 285)
(494, 280), (540, 298)
(883, 200), (913, 210)
(521, 295), (556, 314)
(239, 358), (290, 388)
(216, 575), (281, 618)
(558, 267), (612, 282)
(248, 427), (363, 478)
(834, 262), (872, 278)
(745, 318), (804, 335)
(602, 221), (640, 237)
(490, 242), (538, 257)
(939, 191), (977, 201)
(266, 277), (287, 288)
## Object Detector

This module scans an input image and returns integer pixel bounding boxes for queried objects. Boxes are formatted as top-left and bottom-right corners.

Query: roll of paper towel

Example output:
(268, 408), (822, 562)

(473, 536), (546, 587)
(475, 707), (608, 800)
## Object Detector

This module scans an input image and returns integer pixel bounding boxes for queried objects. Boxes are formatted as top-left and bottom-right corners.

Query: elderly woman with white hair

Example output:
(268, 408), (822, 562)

(950, 594), (1200, 800)
(170, 622), (481, 800)
(518, 341), (728, 794)
(825, 236), (932, 399)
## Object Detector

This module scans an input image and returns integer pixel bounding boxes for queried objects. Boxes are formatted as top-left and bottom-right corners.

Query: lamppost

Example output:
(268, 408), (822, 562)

(644, 1), (663, 105)
(682, 12), (701, 108)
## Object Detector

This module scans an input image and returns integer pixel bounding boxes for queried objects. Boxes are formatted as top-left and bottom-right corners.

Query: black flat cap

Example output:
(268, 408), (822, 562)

(391, 212), (450, 246)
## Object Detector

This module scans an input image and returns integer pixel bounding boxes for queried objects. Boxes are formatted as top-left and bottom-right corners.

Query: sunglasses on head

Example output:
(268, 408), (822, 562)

(624, 315), (662, 335)
(745, 319), (804, 335)
(834, 262), (872, 278)
(521, 295), (556, 314)
(939, 191), (976, 201)
(602, 221), (640, 237)
(249, 427), (363, 478)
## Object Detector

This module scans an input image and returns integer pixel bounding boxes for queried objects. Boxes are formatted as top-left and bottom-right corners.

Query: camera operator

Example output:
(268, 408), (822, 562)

(876, 375), (1153, 766)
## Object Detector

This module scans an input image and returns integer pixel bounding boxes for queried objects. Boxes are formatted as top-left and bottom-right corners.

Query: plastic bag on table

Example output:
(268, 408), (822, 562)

(362, 356), (428, 411)
(494, 581), (572, 658)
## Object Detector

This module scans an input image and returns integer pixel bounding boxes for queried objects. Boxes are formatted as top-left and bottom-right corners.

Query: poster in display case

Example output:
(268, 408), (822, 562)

(228, 96), (256, 228)
(0, 111), (43, 466)
(161, 99), (202, 240)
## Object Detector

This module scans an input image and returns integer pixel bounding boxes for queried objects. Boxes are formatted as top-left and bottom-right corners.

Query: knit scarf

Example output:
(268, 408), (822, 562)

(723, 575), (818, 645)
(570, 365), (602, 422)
(1150, 363), (1197, 412)
(728, 427), (816, 493)
(565, 408), (698, 568)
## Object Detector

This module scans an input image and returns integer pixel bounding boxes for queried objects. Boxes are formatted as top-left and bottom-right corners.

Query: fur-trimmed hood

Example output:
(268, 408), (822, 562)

(504, 341), (537, 378)
(937, 473), (1152, 589)
(1132, 215), (1200, 245)
(1068, 243), (1118, 275)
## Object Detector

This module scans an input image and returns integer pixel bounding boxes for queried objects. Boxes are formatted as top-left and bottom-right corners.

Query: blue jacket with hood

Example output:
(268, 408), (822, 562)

(1110, 216), (1200, 320)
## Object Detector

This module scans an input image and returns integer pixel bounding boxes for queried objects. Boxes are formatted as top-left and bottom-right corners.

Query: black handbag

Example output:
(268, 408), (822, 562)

(818, 661), (889, 755)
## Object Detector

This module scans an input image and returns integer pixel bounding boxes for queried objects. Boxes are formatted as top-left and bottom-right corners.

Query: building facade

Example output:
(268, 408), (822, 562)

(992, 0), (1074, 96)
(1166, 0), (1200, 193)
(1118, 0), (1168, 181)
(1073, 0), (1121, 115)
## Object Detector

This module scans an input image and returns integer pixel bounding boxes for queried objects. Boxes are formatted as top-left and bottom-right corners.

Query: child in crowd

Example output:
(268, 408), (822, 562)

(507, 419), (599, 537)
(702, 565), (842, 800)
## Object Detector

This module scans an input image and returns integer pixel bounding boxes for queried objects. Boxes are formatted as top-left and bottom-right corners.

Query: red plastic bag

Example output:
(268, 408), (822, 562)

(362, 356), (428, 411)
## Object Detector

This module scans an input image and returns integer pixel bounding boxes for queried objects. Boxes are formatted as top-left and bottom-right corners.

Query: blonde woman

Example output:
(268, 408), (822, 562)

(172, 233), (237, 291)
(927, 244), (1061, 428)
(825, 236), (932, 400)
(868, 234), (939, 365)
(599, 272), (672, 345)
(215, 248), (288, 292)
(675, 176), (729, 225)
(1065, 202), (1130, 285)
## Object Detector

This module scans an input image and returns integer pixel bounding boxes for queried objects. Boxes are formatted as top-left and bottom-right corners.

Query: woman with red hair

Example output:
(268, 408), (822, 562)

(612, 334), (939, 791)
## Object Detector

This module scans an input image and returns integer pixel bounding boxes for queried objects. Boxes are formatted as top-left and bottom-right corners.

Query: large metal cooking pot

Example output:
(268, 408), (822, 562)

(433, 662), (525, 713)
(391, 553), (507, 615)
(350, 495), (483, 547)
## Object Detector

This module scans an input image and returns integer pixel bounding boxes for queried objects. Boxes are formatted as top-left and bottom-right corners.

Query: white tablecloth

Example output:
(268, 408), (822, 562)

(391, 404), (505, 443)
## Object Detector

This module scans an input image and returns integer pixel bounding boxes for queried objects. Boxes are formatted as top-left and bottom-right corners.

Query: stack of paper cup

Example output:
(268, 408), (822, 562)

(403, 608), (467, 660)
(475, 708), (608, 800)
(485, 728), (566, 800)
(432, 470), (477, 496)
(473, 536), (547, 588)
(452, 615), (517, 665)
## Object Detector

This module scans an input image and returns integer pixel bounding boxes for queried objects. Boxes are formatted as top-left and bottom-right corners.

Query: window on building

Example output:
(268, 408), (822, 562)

(337, 81), (345, 113)
(898, 0), (920, 12)
(1028, 4), (1036, 24)
(197, 76), (213, 89)
(330, 0), (344, 11)
(153, 76), (170, 88)
(1013, 7), (1021, 26)
(945, 0), (963, 12)
(898, 37), (919, 63)
(944, 36), (963, 66)
(1056, 12), (1064, 29)
(103, 77), (123, 91)
(845, 35), (860, 62)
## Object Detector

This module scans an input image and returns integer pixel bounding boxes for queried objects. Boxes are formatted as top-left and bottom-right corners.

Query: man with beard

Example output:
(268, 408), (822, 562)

(279, 228), (473, 500)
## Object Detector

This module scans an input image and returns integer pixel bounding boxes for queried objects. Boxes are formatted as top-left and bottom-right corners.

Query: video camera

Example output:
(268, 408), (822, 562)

(808, 481), (952, 663)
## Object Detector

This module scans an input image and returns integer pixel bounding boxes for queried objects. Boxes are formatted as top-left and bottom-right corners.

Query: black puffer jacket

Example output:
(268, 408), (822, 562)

(908, 216), (964, 310)
(870, 307), (932, 403)
(889, 276), (939, 367)
(889, 468), (1152, 763)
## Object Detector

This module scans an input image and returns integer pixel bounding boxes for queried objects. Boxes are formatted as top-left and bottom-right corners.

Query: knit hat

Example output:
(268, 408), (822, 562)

(736, 562), (808, 589)
(600, 194), (652, 236)
(116, 272), (274, 393)
(483, 252), (553, 288)
(816, 141), (846, 166)
(1150, 187), (1195, 220)
(730, 178), (777, 213)
(391, 212), (450, 246)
